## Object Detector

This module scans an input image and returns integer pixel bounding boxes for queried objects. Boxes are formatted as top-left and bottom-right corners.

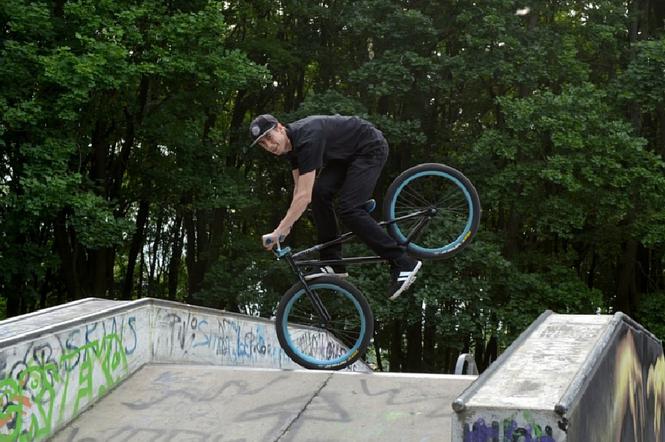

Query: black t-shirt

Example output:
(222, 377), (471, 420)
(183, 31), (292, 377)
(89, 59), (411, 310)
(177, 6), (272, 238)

(285, 115), (385, 174)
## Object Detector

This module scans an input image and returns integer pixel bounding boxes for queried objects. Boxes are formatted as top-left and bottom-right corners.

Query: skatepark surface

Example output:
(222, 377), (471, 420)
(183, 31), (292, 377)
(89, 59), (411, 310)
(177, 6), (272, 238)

(50, 364), (474, 441)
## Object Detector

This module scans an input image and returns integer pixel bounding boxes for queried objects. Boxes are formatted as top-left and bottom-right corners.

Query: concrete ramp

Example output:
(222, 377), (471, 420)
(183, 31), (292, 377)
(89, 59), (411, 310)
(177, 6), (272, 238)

(452, 311), (665, 441)
(51, 365), (474, 441)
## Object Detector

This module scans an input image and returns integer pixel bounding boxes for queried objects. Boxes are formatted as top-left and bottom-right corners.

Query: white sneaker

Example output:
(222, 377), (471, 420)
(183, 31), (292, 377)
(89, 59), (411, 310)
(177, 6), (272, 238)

(388, 260), (422, 300)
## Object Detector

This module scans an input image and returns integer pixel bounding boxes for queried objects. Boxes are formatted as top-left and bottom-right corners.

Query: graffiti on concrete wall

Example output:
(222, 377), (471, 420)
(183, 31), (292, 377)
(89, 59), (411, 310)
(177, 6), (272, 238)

(0, 314), (144, 441)
(290, 329), (359, 364)
(153, 310), (287, 366)
(462, 411), (557, 442)
(152, 308), (366, 371)
(567, 327), (665, 441)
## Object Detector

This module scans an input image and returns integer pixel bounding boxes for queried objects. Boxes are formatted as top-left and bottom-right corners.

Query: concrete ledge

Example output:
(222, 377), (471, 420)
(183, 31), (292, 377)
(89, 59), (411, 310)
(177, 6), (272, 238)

(452, 311), (665, 441)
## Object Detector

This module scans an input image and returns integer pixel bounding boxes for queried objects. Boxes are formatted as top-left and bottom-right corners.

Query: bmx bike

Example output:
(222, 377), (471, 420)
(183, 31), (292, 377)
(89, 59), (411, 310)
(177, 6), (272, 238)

(264, 163), (481, 370)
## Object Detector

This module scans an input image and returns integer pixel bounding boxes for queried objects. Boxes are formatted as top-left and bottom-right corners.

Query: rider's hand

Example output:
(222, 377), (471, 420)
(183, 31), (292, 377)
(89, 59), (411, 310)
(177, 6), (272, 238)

(262, 227), (290, 251)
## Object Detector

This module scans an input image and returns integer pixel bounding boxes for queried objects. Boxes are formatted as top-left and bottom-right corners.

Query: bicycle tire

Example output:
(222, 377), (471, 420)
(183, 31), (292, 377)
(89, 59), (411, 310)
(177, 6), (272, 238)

(383, 163), (481, 260)
(276, 276), (374, 370)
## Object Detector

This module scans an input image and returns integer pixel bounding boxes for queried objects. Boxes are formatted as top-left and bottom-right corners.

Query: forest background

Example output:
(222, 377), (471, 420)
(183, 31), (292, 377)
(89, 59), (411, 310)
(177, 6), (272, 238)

(2, 0), (665, 373)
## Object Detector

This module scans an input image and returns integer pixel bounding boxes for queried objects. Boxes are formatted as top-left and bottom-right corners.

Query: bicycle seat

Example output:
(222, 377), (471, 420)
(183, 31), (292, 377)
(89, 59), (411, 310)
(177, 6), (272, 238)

(361, 199), (376, 213)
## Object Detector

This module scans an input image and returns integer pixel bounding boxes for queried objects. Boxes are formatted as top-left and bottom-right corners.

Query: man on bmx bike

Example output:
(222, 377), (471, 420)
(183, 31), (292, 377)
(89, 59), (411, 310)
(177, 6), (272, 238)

(251, 114), (421, 300)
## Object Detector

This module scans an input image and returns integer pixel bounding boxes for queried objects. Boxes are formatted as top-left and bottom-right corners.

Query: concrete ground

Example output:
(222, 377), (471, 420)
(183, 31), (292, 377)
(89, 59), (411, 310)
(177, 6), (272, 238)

(50, 364), (475, 442)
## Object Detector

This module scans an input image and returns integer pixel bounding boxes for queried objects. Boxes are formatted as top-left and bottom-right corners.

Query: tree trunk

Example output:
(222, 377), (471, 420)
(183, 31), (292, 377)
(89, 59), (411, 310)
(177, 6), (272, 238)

(628, 0), (644, 132)
(184, 208), (209, 302)
(87, 248), (113, 297)
(615, 239), (639, 315)
(389, 319), (403, 371)
(652, 0), (665, 34)
(657, 104), (665, 159)
(53, 211), (82, 299)
(481, 335), (498, 373)
(422, 304), (436, 372)
(122, 199), (150, 300)
(39, 269), (51, 309)
(149, 212), (163, 296)
(183, 209), (197, 301)
(587, 248), (598, 290)
(405, 298), (423, 371)
(6, 275), (22, 318)
(502, 205), (522, 259)
(138, 248), (145, 298)
(168, 214), (185, 300)
(373, 325), (384, 372)
(210, 208), (226, 262)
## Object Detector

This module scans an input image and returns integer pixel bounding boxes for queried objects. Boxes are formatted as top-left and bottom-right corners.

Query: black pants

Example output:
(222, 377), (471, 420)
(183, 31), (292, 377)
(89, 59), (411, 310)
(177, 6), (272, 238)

(311, 143), (405, 264)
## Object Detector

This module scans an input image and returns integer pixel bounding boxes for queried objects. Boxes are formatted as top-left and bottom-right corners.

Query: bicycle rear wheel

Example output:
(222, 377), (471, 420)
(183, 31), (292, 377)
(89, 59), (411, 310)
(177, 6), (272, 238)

(276, 276), (373, 370)
(383, 163), (481, 260)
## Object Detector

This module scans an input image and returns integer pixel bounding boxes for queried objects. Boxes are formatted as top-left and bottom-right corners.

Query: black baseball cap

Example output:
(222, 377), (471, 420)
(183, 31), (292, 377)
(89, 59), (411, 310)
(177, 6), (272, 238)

(249, 114), (279, 147)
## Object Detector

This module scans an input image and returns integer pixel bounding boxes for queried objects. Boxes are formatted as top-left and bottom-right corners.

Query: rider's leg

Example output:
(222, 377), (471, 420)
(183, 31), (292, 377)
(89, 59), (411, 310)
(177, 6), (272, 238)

(336, 145), (402, 260)
(310, 161), (348, 276)
(336, 144), (421, 298)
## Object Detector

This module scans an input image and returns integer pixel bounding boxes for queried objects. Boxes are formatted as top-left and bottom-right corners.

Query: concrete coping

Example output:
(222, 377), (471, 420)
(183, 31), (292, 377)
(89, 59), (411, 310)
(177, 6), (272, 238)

(0, 297), (275, 349)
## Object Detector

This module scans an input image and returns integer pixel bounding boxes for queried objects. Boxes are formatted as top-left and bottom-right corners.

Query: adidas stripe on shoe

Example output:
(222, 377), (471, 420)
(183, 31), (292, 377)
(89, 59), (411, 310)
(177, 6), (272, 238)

(388, 260), (422, 300)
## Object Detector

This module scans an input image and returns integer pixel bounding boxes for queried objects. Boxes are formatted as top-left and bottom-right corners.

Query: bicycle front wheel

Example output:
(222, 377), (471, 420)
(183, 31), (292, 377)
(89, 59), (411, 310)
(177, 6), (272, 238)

(276, 276), (373, 370)
(383, 163), (481, 260)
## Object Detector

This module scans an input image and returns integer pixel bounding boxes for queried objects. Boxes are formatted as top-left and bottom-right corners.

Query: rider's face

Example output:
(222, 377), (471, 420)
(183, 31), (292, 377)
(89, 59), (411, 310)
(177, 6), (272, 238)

(259, 125), (290, 156)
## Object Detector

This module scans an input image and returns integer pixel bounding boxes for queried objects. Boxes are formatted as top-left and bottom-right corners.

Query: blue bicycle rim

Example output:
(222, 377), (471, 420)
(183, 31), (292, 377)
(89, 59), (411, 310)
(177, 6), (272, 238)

(389, 170), (474, 255)
(282, 283), (366, 368)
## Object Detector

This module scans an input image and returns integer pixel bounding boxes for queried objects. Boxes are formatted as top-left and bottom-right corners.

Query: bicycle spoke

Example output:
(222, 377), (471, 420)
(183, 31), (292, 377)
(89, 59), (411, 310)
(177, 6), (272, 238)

(400, 185), (433, 207)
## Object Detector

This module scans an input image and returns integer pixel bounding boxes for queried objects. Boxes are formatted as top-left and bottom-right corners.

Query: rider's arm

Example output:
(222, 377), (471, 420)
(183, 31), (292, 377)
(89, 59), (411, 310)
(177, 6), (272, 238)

(274, 170), (316, 237)
(291, 168), (299, 197)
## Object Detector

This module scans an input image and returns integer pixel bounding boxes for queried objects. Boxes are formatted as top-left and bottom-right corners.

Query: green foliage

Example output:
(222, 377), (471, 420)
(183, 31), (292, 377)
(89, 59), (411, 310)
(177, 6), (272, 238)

(290, 91), (368, 118)
(635, 293), (665, 341)
(470, 83), (665, 242)
(615, 37), (665, 111)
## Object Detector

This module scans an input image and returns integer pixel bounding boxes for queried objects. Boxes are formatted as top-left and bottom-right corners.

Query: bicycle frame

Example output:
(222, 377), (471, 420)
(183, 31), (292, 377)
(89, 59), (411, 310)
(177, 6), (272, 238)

(291, 208), (434, 267)
(275, 207), (434, 324)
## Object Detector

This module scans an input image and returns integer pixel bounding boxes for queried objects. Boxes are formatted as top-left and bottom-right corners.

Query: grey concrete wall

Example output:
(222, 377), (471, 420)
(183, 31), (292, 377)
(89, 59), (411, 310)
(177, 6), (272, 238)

(0, 305), (151, 441)
(0, 298), (369, 441)
(150, 303), (361, 370)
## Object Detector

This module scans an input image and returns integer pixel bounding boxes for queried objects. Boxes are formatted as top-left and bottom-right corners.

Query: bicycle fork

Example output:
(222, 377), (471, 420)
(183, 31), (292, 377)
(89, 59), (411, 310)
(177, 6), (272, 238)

(283, 254), (332, 324)
(399, 208), (435, 245)
(379, 208), (434, 246)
